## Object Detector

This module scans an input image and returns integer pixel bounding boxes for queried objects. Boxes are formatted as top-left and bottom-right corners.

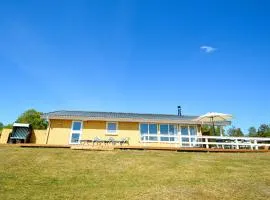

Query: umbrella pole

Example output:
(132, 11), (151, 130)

(212, 117), (215, 135)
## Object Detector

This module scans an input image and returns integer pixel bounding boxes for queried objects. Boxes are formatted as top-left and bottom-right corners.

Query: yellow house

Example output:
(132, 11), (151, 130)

(42, 110), (230, 147)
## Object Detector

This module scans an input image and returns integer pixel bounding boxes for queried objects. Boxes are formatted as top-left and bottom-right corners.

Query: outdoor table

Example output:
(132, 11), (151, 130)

(80, 139), (93, 145)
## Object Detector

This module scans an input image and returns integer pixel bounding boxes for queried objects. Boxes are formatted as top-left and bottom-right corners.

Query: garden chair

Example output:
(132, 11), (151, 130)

(108, 137), (116, 145)
(120, 137), (129, 146)
(93, 137), (101, 146)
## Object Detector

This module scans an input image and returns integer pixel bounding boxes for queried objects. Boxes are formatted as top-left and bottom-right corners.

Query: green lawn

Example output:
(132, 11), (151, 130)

(0, 147), (270, 200)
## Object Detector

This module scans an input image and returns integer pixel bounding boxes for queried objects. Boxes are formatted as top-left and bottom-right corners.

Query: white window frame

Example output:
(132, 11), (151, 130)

(140, 123), (158, 142)
(69, 121), (83, 144)
(189, 126), (198, 136)
(139, 123), (149, 141)
(189, 126), (198, 147)
(179, 125), (189, 147)
(159, 124), (178, 142)
(148, 123), (158, 141)
(179, 125), (198, 147)
(106, 122), (118, 135)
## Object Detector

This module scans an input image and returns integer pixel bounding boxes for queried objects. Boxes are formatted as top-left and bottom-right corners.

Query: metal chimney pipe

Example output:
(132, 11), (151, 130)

(177, 106), (182, 116)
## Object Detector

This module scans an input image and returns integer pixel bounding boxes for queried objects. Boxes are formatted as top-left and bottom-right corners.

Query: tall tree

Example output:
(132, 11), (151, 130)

(248, 127), (257, 137)
(0, 122), (3, 133)
(257, 124), (270, 137)
(227, 126), (244, 137)
(4, 124), (13, 129)
(16, 109), (48, 130)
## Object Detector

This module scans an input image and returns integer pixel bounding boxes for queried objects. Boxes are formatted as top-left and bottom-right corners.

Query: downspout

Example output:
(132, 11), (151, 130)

(45, 118), (51, 144)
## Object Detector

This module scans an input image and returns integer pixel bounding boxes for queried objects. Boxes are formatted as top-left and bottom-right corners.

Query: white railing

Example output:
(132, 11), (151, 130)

(141, 134), (270, 150)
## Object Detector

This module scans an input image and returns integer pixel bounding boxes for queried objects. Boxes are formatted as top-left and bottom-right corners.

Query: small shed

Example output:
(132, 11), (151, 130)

(9, 123), (32, 144)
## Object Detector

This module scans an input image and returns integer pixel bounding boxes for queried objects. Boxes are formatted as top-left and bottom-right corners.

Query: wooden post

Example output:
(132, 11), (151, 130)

(254, 140), (258, 150)
(249, 139), (252, 150)
(235, 139), (239, 149)
(205, 138), (209, 149)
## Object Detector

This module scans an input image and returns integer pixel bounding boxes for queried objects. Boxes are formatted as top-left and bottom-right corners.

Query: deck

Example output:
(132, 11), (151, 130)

(0, 143), (269, 152)
(114, 146), (270, 152)
(0, 144), (71, 148)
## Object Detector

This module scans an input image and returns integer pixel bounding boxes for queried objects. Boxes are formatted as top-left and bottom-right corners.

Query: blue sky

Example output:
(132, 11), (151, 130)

(0, 0), (269, 133)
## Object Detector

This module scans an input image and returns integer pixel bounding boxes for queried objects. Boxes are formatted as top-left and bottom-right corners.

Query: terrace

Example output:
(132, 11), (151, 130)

(141, 134), (270, 150)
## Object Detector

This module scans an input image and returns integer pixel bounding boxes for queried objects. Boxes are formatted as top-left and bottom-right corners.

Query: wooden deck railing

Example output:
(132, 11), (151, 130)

(141, 134), (270, 150)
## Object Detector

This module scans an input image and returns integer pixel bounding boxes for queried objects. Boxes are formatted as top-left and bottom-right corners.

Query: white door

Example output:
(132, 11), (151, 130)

(69, 121), (83, 144)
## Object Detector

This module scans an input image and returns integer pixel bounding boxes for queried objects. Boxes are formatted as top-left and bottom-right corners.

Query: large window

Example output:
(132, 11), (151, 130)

(140, 124), (199, 146)
(149, 124), (158, 141)
(180, 126), (198, 146)
(160, 124), (177, 141)
(189, 126), (197, 135)
(189, 126), (197, 144)
(181, 126), (189, 135)
(70, 121), (82, 144)
(140, 124), (149, 140)
(107, 122), (117, 134)
(181, 126), (189, 144)
(140, 123), (157, 141)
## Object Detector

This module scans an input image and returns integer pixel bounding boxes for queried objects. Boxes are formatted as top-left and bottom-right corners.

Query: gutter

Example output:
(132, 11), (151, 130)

(43, 116), (231, 126)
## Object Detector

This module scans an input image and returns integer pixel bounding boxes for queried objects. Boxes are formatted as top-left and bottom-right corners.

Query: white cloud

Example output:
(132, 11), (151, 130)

(200, 46), (217, 53)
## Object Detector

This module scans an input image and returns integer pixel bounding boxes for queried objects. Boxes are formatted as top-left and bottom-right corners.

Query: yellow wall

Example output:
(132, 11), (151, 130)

(0, 128), (47, 144)
(0, 120), (202, 147)
(47, 119), (72, 145)
(46, 120), (201, 146)
(0, 129), (12, 144)
(82, 121), (140, 145)
(30, 130), (47, 144)
(46, 120), (141, 145)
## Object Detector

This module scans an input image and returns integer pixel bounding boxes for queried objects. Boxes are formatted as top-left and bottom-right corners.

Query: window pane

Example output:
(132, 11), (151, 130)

(181, 126), (189, 135)
(149, 124), (157, 134)
(149, 136), (158, 141)
(140, 124), (148, 134)
(191, 138), (196, 143)
(161, 136), (177, 142)
(160, 124), (169, 134)
(190, 127), (197, 135)
(107, 123), (117, 133)
(169, 125), (177, 135)
(160, 137), (169, 141)
(142, 136), (149, 141)
(182, 137), (189, 142)
(72, 122), (82, 131)
(71, 133), (80, 143)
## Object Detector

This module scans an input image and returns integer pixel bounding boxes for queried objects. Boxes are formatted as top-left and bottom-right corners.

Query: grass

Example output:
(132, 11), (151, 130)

(0, 147), (270, 200)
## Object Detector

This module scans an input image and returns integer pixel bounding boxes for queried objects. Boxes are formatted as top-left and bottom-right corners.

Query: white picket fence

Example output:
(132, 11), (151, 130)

(141, 134), (270, 150)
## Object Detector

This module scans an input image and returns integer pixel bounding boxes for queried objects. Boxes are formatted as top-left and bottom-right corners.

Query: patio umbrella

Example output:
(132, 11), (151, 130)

(196, 112), (232, 135)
